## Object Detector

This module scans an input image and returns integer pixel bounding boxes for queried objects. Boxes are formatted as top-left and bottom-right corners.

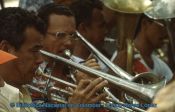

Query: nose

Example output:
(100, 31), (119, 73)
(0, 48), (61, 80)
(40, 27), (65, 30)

(64, 37), (74, 50)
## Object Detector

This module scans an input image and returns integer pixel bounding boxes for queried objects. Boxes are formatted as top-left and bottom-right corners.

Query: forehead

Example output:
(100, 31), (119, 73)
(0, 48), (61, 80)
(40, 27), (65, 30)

(22, 27), (43, 48)
(47, 14), (76, 32)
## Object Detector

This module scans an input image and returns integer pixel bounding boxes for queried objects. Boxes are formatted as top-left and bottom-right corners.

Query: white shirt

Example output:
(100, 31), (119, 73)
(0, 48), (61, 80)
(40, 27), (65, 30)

(0, 82), (20, 112)
(135, 54), (173, 82)
(0, 83), (38, 112)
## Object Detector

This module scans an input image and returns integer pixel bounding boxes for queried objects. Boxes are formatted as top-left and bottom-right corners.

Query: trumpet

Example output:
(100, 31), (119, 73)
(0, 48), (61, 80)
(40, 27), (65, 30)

(76, 31), (165, 84)
(40, 50), (166, 103)
(26, 84), (142, 112)
(76, 31), (166, 104)
(28, 68), (146, 112)
(76, 31), (133, 81)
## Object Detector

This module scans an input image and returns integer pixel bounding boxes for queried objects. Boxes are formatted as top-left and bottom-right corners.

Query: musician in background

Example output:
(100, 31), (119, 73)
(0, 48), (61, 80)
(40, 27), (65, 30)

(69, 0), (109, 73)
(114, 14), (173, 83)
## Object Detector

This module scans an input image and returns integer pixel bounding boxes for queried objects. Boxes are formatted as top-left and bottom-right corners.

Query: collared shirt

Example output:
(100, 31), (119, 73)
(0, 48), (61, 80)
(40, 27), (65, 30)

(0, 82), (20, 112)
(0, 82), (38, 112)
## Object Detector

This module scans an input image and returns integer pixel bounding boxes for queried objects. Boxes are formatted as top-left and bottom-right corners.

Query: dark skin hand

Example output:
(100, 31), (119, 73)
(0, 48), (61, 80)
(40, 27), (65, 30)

(67, 77), (108, 112)
(75, 58), (101, 82)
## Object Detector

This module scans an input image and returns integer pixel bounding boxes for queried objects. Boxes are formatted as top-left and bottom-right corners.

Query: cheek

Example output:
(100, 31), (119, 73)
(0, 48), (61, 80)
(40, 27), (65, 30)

(89, 30), (101, 41)
(53, 41), (64, 54)
(44, 39), (60, 53)
(14, 55), (35, 79)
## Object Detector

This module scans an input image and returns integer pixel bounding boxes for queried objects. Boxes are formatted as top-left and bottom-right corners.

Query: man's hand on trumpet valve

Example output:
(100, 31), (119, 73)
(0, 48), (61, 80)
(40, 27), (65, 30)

(67, 77), (108, 112)
(75, 58), (101, 82)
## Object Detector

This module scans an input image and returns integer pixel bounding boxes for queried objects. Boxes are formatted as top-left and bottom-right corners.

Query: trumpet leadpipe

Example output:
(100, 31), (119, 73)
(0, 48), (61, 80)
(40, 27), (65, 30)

(37, 68), (77, 88)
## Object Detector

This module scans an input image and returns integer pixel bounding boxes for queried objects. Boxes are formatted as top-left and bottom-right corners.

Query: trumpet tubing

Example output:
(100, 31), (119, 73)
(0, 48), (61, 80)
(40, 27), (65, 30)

(26, 82), (145, 112)
(40, 50), (166, 103)
(36, 67), (77, 88)
(35, 66), (147, 112)
(76, 31), (133, 80)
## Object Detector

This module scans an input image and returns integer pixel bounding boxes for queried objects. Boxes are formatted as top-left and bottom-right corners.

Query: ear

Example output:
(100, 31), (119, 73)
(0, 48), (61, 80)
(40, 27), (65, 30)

(0, 40), (16, 54)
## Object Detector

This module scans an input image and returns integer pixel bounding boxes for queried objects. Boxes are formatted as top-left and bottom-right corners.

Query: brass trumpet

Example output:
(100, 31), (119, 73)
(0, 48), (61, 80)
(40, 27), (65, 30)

(76, 31), (165, 84)
(102, 0), (153, 13)
(27, 68), (146, 112)
(40, 50), (166, 103)
(76, 31), (167, 105)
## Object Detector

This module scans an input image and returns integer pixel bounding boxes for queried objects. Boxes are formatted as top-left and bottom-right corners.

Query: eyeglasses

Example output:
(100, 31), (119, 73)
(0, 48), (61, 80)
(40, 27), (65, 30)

(152, 20), (166, 28)
(47, 32), (79, 40)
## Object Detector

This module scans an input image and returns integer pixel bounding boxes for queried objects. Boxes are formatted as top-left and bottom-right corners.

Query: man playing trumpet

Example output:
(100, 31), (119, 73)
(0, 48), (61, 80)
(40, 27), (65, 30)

(0, 7), (108, 112)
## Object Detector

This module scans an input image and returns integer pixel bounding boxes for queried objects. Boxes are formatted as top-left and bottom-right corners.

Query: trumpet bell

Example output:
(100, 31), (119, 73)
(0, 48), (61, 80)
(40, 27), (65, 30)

(125, 72), (166, 104)
(102, 0), (153, 13)
(133, 72), (166, 84)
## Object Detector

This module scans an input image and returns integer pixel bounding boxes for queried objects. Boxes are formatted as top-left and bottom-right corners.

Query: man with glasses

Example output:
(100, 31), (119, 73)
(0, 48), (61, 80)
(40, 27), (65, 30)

(0, 6), (107, 112)
(114, 14), (173, 83)
(34, 3), (108, 112)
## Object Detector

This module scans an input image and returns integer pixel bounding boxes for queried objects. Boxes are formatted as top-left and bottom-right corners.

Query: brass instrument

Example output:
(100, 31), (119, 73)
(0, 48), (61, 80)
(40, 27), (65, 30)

(102, 0), (153, 13)
(40, 50), (166, 103)
(100, 0), (168, 106)
(145, 0), (175, 19)
(76, 31), (165, 84)
(144, 0), (175, 70)
(76, 31), (134, 80)
(28, 68), (146, 112)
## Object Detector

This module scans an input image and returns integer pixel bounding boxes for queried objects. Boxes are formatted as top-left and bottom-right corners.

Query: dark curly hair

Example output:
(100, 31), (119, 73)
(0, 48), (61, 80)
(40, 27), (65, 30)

(0, 7), (46, 50)
(70, 0), (103, 27)
(38, 3), (74, 30)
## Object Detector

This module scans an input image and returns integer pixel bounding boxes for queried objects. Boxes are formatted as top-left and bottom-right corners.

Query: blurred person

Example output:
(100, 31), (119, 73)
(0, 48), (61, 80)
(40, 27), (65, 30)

(102, 5), (118, 59)
(114, 15), (173, 82)
(147, 81), (175, 112)
(70, 0), (108, 73)
(19, 0), (53, 12)
(19, 0), (76, 12)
